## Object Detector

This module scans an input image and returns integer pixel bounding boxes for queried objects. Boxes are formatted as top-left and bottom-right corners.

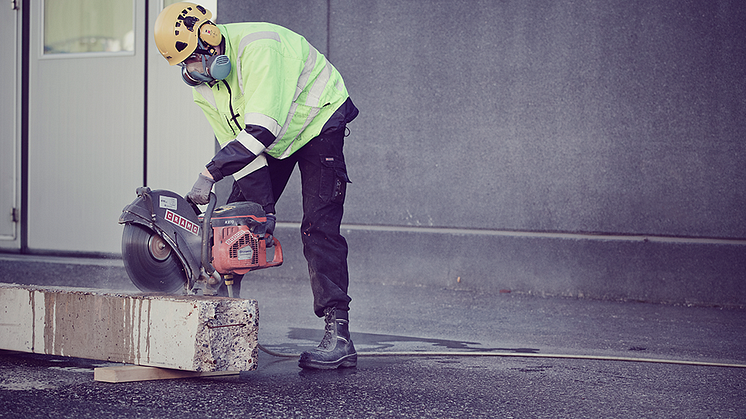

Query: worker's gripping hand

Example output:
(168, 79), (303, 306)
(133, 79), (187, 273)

(186, 173), (215, 205)
(265, 214), (276, 248)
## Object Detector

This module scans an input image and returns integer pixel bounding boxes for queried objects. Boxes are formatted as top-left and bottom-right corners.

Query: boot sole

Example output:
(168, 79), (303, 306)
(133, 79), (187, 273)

(298, 354), (357, 370)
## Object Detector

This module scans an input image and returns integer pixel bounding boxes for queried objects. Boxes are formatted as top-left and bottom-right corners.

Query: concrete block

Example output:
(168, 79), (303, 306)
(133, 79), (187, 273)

(0, 283), (258, 372)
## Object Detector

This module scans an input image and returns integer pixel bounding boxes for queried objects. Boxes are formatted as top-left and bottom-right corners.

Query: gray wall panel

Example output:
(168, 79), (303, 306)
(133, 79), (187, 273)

(218, 1), (328, 53)
(217, 0), (746, 303)
(331, 0), (746, 238)
(221, 0), (746, 238)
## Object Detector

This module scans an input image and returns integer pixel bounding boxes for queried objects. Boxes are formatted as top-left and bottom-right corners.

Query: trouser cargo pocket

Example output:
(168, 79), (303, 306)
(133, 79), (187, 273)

(320, 156), (350, 205)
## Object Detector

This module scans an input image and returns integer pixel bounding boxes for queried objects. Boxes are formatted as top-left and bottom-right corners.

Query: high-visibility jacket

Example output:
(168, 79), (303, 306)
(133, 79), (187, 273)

(193, 22), (352, 181)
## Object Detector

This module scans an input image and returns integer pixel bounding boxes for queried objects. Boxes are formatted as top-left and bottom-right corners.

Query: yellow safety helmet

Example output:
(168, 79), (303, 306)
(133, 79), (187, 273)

(154, 2), (221, 65)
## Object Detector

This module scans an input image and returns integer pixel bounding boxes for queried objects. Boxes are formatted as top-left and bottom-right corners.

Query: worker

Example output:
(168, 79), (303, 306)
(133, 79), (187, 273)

(154, 2), (358, 370)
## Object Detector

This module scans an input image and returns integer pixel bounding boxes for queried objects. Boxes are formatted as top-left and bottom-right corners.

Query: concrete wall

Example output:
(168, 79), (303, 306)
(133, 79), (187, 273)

(218, 1), (746, 305)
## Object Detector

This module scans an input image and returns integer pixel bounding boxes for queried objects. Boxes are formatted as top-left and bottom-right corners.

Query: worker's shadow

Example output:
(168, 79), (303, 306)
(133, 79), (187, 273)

(257, 328), (539, 377)
(259, 327), (537, 356)
(286, 327), (539, 354)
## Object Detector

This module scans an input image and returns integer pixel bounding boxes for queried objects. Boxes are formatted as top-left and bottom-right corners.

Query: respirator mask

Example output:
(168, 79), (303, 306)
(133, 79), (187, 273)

(178, 23), (231, 86)
(180, 52), (231, 86)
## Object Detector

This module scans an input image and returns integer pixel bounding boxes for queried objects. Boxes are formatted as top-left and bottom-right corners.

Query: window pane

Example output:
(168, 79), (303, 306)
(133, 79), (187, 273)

(44, 0), (134, 54)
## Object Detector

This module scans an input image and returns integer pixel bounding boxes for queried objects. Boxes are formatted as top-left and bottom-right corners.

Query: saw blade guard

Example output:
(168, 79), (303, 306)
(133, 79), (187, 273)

(119, 188), (203, 291)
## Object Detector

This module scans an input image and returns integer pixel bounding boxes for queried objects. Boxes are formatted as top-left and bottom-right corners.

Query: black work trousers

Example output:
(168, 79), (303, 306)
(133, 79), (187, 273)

(225, 125), (352, 318)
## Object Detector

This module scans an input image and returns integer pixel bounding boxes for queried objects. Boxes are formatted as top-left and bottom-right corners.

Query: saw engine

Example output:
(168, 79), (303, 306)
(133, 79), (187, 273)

(119, 187), (282, 295)
(209, 202), (282, 275)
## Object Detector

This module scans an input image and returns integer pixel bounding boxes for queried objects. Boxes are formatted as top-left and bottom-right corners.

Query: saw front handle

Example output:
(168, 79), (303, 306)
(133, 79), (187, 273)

(200, 192), (219, 278)
(264, 234), (283, 268)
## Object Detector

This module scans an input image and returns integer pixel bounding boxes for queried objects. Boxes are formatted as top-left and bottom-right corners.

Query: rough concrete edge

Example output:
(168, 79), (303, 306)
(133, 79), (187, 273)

(193, 298), (259, 372)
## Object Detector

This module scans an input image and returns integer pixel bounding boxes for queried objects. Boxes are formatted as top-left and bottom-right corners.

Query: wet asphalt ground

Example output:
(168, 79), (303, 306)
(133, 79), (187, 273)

(0, 253), (745, 418)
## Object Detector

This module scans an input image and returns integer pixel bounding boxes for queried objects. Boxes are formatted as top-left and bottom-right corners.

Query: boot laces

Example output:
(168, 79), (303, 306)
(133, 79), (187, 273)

(318, 308), (337, 349)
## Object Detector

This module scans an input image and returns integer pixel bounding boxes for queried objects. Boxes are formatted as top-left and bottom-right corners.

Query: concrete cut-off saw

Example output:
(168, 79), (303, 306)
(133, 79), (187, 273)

(119, 187), (282, 296)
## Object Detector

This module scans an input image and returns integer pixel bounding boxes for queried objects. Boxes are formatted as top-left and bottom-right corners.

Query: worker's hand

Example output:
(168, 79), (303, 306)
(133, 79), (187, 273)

(265, 214), (276, 247)
(186, 173), (215, 205)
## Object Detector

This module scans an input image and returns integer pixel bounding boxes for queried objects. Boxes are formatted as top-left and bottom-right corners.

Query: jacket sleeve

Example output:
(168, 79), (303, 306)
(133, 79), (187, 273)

(205, 125), (276, 182)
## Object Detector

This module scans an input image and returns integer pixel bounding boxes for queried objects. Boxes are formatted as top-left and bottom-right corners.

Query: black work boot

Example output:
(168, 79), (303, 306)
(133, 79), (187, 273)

(298, 308), (357, 369)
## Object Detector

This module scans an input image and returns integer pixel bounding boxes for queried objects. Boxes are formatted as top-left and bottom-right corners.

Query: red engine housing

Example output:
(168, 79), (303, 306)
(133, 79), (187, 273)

(206, 202), (283, 275)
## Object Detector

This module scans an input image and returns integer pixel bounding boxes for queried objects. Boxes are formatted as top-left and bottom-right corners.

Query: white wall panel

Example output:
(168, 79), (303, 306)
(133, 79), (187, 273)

(27, 0), (145, 254)
(0, 5), (20, 248)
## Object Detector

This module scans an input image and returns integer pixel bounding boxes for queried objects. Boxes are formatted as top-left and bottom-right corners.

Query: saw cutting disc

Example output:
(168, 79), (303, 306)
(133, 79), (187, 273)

(122, 223), (187, 293)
